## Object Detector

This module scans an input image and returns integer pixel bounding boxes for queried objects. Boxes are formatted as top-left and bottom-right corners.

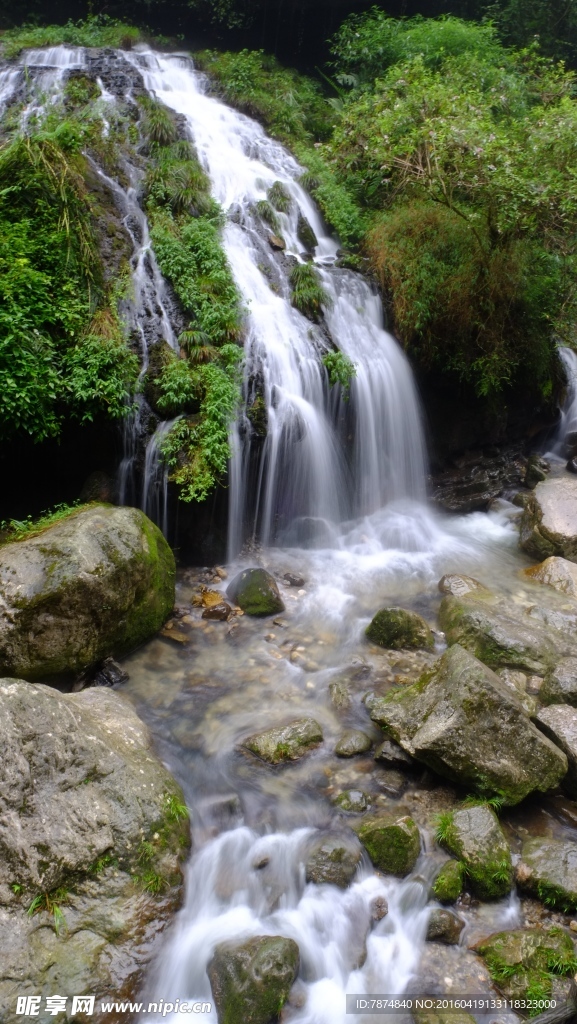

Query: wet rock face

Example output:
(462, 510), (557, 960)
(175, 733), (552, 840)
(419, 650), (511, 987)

(305, 833), (363, 888)
(0, 679), (188, 1021)
(475, 928), (577, 1002)
(243, 718), (323, 764)
(516, 837), (577, 912)
(207, 935), (299, 1024)
(354, 814), (420, 876)
(366, 607), (434, 651)
(536, 705), (577, 796)
(426, 908), (464, 945)
(524, 556), (577, 597)
(374, 737), (414, 768)
(227, 568), (285, 616)
(438, 805), (513, 900)
(437, 574), (488, 598)
(541, 658), (577, 706)
(0, 505), (175, 683)
(520, 476), (577, 562)
(368, 645), (567, 805)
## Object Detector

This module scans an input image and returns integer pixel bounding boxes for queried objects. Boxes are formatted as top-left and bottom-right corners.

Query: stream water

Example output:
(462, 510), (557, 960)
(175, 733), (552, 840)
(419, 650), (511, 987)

(3, 43), (576, 1024)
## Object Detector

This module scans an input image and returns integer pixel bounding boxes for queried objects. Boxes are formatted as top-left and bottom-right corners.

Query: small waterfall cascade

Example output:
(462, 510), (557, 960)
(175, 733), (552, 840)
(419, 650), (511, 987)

(127, 50), (428, 553)
(548, 346), (577, 460)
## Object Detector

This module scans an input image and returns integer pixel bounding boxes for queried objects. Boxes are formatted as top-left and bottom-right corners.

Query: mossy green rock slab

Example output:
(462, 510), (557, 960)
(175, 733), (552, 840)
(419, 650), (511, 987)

(354, 814), (420, 876)
(520, 476), (577, 562)
(0, 678), (188, 1022)
(438, 593), (558, 674)
(432, 860), (464, 904)
(208, 935), (299, 1024)
(366, 607), (434, 650)
(439, 805), (513, 899)
(367, 644), (567, 804)
(516, 837), (577, 912)
(243, 717), (323, 764)
(0, 504), (175, 682)
(227, 567), (285, 616)
(475, 928), (577, 1001)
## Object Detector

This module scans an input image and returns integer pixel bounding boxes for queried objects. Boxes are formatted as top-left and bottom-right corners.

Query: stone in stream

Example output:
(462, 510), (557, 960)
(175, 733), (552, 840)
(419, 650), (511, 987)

(202, 601), (232, 621)
(305, 833), (363, 887)
(438, 574), (488, 598)
(207, 935), (299, 1024)
(0, 678), (189, 1014)
(334, 790), (372, 813)
(283, 572), (305, 587)
(520, 475), (577, 562)
(426, 908), (465, 945)
(226, 568), (285, 616)
(436, 805), (513, 900)
(243, 718), (323, 764)
(366, 607), (434, 650)
(524, 556), (577, 597)
(535, 705), (577, 796)
(475, 928), (577, 1002)
(367, 645), (567, 805)
(516, 837), (577, 912)
(328, 677), (352, 710)
(296, 212), (318, 253)
(413, 943), (495, 1001)
(541, 659), (577, 707)
(0, 504), (175, 683)
(374, 737), (415, 768)
(438, 592), (559, 674)
(334, 730), (372, 757)
(353, 814), (421, 876)
(525, 453), (550, 489)
(432, 860), (464, 904)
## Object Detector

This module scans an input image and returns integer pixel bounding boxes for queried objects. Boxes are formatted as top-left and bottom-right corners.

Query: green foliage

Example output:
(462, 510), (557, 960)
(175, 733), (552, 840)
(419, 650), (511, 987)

(0, 501), (90, 544)
(155, 357), (198, 416)
(322, 350), (356, 398)
(267, 180), (291, 213)
(1, 16), (141, 58)
(295, 146), (367, 249)
(289, 262), (331, 321)
(163, 792), (189, 822)
(255, 200), (279, 231)
(28, 887), (69, 936)
(435, 811), (458, 848)
(536, 880), (577, 913)
(483, 927), (577, 1014)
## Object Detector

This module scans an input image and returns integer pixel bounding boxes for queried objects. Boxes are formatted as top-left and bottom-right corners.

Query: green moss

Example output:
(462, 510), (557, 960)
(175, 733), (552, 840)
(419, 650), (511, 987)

(355, 815), (420, 876)
(290, 262), (332, 322)
(478, 928), (577, 1011)
(432, 860), (464, 903)
(437, 808), (513, 899)
(133, 788), (190, 893)
(366, 607), (434, 650)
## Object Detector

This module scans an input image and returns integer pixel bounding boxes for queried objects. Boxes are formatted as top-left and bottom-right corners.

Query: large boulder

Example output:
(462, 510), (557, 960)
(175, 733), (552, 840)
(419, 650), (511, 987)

(520, 476), (577, 562)
(432, 860), (464, 904)
(536, 705), (577, 796)
(353, 814), (420, 876)
(227, 568), (285, 616)
(0, 505), (175, 683)
(0, 679), (189, 1022)
(243, 718), (323, 764)
(367, 644), (567, 804)
(366, 607), (434, 650)
(541, 658), (577, 707)
(437, 805), (512, 899)
(475, 928), (577, 1001)
(516, 837), (577, 912)
(438, 593), (558, 674)
(305, 832), (363, 888)
(524, 556), (577, 597)
(207, 935), (299, 1024)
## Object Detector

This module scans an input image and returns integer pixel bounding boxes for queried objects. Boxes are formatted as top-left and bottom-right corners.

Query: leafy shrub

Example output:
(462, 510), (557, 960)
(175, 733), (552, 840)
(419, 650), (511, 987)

(290, 262), (331, 321)
(322, 350), (356, 398)
(1, 16), (141, 58)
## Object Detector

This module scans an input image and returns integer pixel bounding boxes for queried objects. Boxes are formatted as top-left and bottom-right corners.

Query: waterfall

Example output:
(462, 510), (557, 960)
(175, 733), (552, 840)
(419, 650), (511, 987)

(548, 346), (577, 460)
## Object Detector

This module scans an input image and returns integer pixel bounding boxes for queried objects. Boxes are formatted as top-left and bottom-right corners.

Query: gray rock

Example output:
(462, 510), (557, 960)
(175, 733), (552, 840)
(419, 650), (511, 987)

(227, 568), (285, 616)
(283, 572), (305, 587)
(413, 943), (495, 999)
(525, 454), (550, 489)
(243, 718), (323, 764)
(374, 737), (414, 768)
(367, 644), (567, 804)
(496, 668), (537, 716)
(516, 837), (577, 912)
(201, 602), (231, 621)
(520, 476), (577, 562)
(0, 505), (175, 683)
(208, 935), (299, 1024)
(334, 790), (372, 813)
(353, 814), (420, 876)
(541, 658), (577, 707)
(475, 927), (576, 1001)
(426, 908), (465, 945)
(536, 705), (577, 796)
(373, 768), (408, 798)
(0, 679), (188, 1020)
(366, 607), (434, 650)
(438, 574), (488, 598)
(305, 833), (362, 888)
(328, 677), (352, 710)
(437, 805), (513, 899)
(335, 730), (372, 757)
(524, 556), (577, 597)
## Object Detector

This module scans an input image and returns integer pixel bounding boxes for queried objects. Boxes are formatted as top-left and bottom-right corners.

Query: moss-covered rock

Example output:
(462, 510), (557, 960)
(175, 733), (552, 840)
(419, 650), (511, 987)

(208, 935), (299, 1024)
(516, 837), (577, 912)
(353, 814), (420, 876)
(367, 645), (567, 805)
(438, 593), (557, 674)
(334, 790), (372, 813)
(305, 833), (362, 888)
(297, 212), (318, 252)
(335, 730), (372, 757)
(0, 505), (175, 683)
(366, 607), (434, 650)
(243, 717), (323, 764)
(432, 860), (464, 904)
(426, 908), (464, 945)
(436, 805), (512, 900)
(475, 928), (577, 1002)
(227, 567), (285, 616)
(541, 658), (577, 707)
(520, 476), (577, 562)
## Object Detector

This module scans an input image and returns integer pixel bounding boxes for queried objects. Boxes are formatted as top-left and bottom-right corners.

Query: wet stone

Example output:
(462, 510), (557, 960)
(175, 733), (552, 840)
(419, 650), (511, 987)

(202, 602), (231, 621)
(366, 607), (434, 651)
(432, 860), (464, 904)
(524, 556), (577, 598)
(438, 805), (513, 900)
(328, 678), (352, 710)
(283, 572), (305, 587)
(354, 814), (421, 876)
(426, 908), (465, 945)
(373, 768), (408, 799)
(334, 790), (372, 813)
(305, 832), (363, 888)
(438, 574), (488, 598)
(227, 567), (285, 617)
(541, 658), (577, 706)
(370, 895), (389, 921)
(374, 737), (414, 768)
(335, 730), (372, 757)
(535, 704), (577, 796)
(208, 935), (299, 1024)
(243, 717), (323, 764)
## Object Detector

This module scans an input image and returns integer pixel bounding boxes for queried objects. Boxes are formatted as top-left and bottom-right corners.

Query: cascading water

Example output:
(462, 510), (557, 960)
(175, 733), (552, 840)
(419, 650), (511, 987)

(547, 346), (577, 460)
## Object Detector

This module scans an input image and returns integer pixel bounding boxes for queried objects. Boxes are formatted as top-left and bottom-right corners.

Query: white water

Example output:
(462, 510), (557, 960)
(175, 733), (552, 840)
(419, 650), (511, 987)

(547, 346), (577, 460)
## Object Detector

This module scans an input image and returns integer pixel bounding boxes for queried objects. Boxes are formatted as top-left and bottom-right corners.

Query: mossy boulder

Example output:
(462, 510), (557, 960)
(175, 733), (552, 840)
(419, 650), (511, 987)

(353, 814), (420, 876)
(520, 476), (577, 562)
(334, 790), (372, 813)
(524, 556), (577, 597)
(516, 837), (577, 912)
(366, 607), (434, 650)
(335, 730), (372, 757)
(0, 679), (188, 1019)
(208, 935), (299, 1024)
(0, 505), (175, 683)
(437, 805), (512, 900)
(227, 567), (285, 616)
(243, 717), (323, 764)
(475, 928), (577, 1001)
(432, 860), (464, 904)
(305, 832), (363, 888)
(297, 212), (318, 252)
(541, 658), (577, 707)
(426, 908), (464, 945)
(438, 593), (558, 674)
(367, 644), (567, 805)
